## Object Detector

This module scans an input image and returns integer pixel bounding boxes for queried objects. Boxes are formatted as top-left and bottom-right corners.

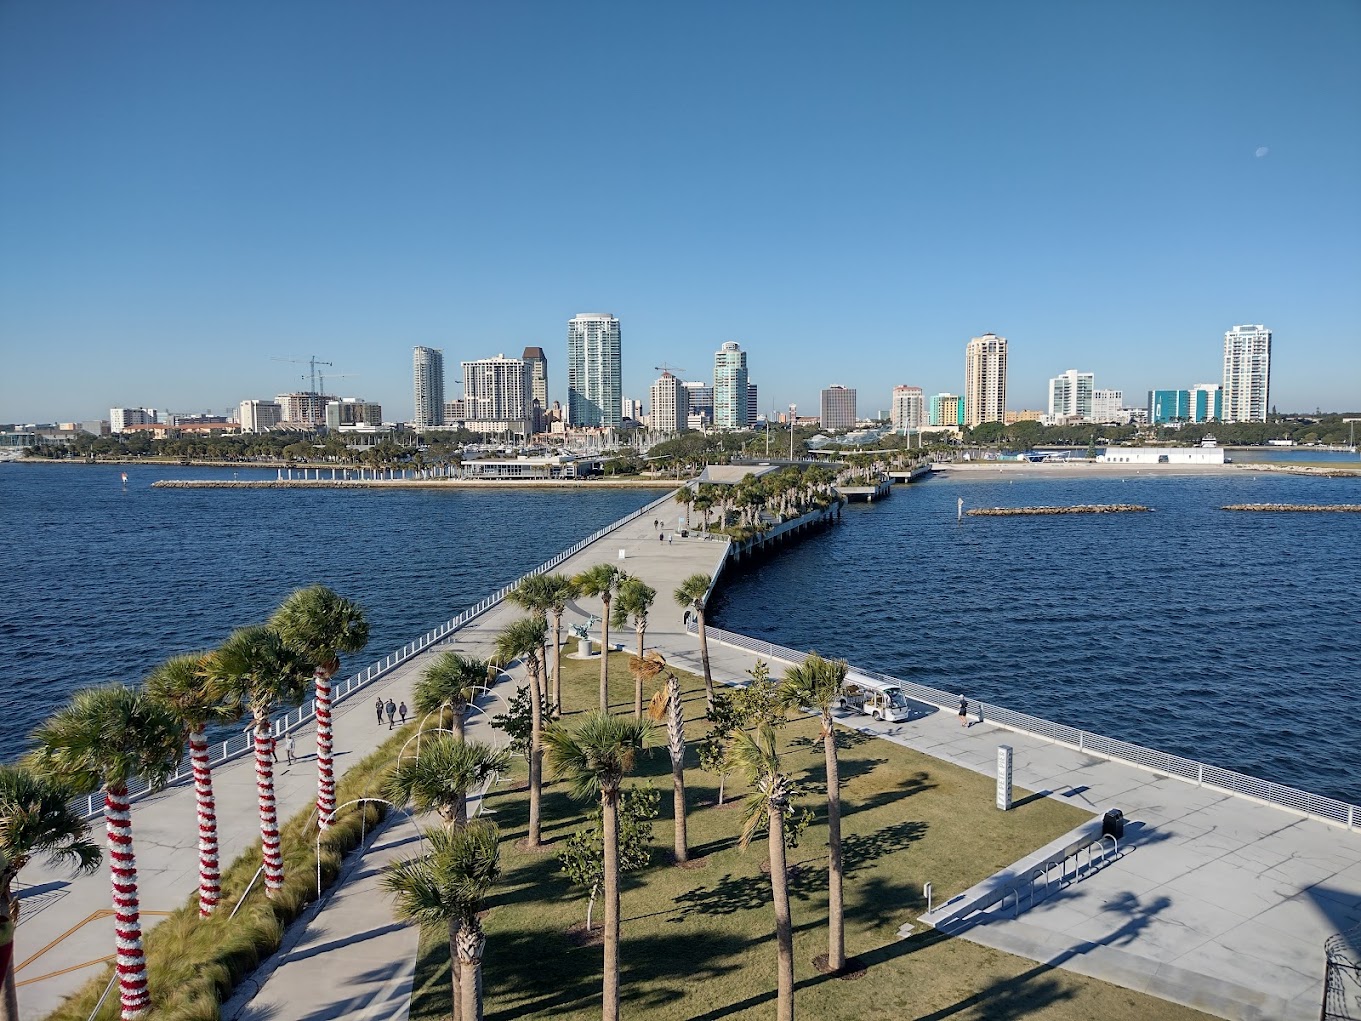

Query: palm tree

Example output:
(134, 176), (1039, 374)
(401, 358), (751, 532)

(731, 725), (800, 1021)
(205, 625), (313, 896)
(641, 653), (688, 863)
(544, 713), (649, 1021)
(270, 585), (370, 830)
(780, 653), (849, 973)
(413, 651), (487, 742)
(0, 767), (101, 1021)
(674, 573), (716, 714)
(143, 652), (239, 918)
(30, 685), (183, 1021)
(540, 574), (578, 716)
(611, 577), (656, 718)
(573, 563), (622, 711)
(383, 821), (500, 1021)
(494, 616), (548, 848)
(385, 736), (509, 828)
(508, 575), (555, 704)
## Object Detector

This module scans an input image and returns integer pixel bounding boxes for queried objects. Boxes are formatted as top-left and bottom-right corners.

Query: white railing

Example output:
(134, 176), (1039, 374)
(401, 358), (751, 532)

(75, 488), (680, 819)
(691, 621), (1361, 832)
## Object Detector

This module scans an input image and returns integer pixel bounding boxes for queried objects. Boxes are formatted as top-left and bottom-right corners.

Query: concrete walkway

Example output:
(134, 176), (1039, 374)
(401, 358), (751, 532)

(685, 631), (1361, 1021)
(12, 490), (728, 1021)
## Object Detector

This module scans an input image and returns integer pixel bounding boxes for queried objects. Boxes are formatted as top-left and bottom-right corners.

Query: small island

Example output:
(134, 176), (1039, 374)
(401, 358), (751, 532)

(966, 504), (1152, 517)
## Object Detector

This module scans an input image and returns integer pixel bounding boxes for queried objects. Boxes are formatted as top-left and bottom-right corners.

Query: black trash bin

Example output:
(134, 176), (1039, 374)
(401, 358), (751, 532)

(1101, 809), (1125, 839)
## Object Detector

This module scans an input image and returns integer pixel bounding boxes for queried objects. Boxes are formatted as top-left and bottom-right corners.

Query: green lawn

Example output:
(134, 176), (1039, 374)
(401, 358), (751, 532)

(409, 651), (1217, 1021)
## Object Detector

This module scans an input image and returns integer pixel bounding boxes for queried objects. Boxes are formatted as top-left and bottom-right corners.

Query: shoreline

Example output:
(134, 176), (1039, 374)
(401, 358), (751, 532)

(933, 461), (1361, 479)
(150, 477), (682, 490)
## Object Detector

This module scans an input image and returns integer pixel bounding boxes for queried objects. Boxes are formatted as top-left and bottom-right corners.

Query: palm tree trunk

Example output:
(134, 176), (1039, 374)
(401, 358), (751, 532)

(550, 610), (563, 717)
(667, 678), (688, 863)
(599, 598), (611, 711)
(188, 726), (221, 918)
(457, 921), (485, 1021)
(823, 717), (845, 973)
(697, 609), (715, 714)
(105, 783), (151, 1020)
(447, 919), (462, 1021)
(315, 667), (336, 830)
(602, 788), (621, 1021)
(527, 658), (543, 848)
(1, 886), (19, 1021)
(769, 809), (795, 1021)
(451, 698), (466, 743)
(254, 715), (284, 895)
(633, 625), (645, 719)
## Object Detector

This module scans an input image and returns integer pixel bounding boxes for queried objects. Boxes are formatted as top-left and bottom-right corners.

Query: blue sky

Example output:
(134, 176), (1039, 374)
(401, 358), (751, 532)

(2, 1), (1358, 423)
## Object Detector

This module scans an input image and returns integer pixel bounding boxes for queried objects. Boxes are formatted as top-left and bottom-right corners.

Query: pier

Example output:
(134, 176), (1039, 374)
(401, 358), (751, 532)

(887, 462), (934, 483)
(14, 483), (1360, 1021)
(838, 474), (892, 502)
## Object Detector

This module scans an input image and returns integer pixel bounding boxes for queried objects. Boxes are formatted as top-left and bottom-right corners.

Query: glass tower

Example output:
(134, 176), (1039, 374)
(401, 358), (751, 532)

(566, 314), (622, 428)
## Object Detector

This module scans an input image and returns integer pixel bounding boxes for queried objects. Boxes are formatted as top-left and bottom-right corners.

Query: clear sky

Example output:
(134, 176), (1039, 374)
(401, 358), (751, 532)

(2, 1), (1358, 424)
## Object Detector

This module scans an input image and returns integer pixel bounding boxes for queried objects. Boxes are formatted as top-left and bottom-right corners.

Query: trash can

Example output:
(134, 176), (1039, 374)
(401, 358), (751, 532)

(1101, 809), (1125, 839)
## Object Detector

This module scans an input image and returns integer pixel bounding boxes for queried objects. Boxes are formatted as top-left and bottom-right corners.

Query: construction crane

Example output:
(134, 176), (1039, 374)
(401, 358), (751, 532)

(654, 362), (686, 376)
(271, 355), (332, 394)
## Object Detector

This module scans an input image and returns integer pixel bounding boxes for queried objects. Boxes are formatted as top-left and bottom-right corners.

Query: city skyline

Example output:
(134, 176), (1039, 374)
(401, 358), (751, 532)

(2, 5), (1359, 423)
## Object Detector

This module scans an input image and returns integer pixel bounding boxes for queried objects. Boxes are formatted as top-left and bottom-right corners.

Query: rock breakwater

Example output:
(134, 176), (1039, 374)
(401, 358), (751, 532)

(965, 504), (1152, 517)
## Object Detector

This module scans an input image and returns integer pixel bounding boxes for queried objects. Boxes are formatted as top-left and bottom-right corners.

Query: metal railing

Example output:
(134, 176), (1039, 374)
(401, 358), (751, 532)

(74, 488), (680, 820)
(692, 621), (1361, 832)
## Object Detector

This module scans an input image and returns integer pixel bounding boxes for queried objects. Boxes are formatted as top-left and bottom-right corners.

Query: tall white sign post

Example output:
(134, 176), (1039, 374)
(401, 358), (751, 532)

(996, 745), (1013, 811)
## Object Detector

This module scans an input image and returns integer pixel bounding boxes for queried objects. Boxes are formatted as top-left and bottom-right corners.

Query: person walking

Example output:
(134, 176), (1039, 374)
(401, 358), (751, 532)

(385, 698), (397, 729)
(398, 701), (408, 725)
(270, 734), (279, 762)
(958, 696), (969, 728)
(375, 697), (384, 724)
(284, 733), (296, 765)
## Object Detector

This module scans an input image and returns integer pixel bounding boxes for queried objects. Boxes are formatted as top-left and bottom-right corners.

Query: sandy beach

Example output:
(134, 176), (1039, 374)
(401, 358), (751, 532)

(933, 460), (1361, 479)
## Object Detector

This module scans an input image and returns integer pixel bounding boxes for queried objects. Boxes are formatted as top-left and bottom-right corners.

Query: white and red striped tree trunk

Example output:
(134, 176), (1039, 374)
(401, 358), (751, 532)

(314, 668), (336, 829)
(105, 784), (150, 1020)
(254, 717), (284, 894)
(188, 727), (220, 917)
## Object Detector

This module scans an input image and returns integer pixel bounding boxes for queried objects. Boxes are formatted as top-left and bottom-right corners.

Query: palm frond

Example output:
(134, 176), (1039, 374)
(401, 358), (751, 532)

(270, 585), (370, 674)
(412, 651), (487, 718)
(779, 653), (847, 715)
(144, 651), (240, 730)
(543, 712), (650, 802)
(493, 616), (548, 668)
(674, 573), (709, 609)
(31, 684), (185, 791)
(0, 764), (101, 879)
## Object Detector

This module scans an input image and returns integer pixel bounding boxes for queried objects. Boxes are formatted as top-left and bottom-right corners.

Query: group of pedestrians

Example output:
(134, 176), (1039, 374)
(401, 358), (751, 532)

(375, 697), (407, 729)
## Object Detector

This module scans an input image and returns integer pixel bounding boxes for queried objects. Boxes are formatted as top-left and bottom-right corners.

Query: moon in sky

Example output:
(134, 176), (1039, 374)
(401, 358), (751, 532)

(1255, 146), (1270, 158)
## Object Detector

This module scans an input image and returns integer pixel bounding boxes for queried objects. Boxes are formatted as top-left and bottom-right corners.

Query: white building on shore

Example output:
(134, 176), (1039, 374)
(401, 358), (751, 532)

(1098, 445), (1226, 465)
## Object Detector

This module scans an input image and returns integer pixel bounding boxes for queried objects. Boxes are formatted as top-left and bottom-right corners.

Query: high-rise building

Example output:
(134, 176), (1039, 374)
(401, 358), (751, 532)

(443, 399), (467, 422)
(964, 333), (1008, 427)
(413, 346), (446, 429)
(109, 407), (159, 433)
(929, 393), (965, 427)
(1090, 390), (1124, 423)
(681, 381), (714, 423)
(523, 347), (548, 433)
(462, 354), (531, 433)
(747, 383), (759, 424)
(1148, 389), (1191, 424)
(567, 313), (622, 428)
(650, 372), (687, 434)
(713, 341), (750, 429)
(1190, 383), (1223, 423)
(1222, 325), (1271, 423)
(325, 399), (383, 429)
(239, 400), (282, 434)
(622, 397), (644, 421)
(820, 385), (857, 431)
(890, 386), (925, 433)
(1048, 369), (1094, 421)
(276, 393), (329, 428)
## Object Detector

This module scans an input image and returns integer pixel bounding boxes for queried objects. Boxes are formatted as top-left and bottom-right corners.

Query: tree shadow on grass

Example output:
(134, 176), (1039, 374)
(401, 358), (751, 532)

(479, 927), (746, 1021)
(840, 770), (937, 818)
(784, 820), (929, 901)
(673, 870), (771, 916)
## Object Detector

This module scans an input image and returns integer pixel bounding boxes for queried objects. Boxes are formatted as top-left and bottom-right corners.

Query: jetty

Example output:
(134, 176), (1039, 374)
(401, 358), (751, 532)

(838, 474), (892, 502)
(1222, 503), (1361, 513)
(15, 485), (1361, 1021)
(967, 504), (1152, 516)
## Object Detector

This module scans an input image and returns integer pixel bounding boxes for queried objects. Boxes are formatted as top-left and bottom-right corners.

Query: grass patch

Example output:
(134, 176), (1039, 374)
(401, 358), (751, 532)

(44, 723), (418, 1021)
(411, 653), (1217, 1021)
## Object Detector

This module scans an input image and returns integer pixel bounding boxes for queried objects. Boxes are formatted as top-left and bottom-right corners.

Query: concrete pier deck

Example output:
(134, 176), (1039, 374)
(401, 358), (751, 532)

(12, 489), (735, 1021)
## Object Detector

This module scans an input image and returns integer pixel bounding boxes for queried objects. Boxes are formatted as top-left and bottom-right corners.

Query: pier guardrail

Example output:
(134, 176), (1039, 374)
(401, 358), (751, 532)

(690, 622), (1360, 832)
(74, 488), (679, 819)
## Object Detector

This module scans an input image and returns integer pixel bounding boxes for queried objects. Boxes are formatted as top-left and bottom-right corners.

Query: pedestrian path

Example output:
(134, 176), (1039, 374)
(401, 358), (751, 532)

(686, 630), (1361, 1021)
(12, 491), (726, 1021)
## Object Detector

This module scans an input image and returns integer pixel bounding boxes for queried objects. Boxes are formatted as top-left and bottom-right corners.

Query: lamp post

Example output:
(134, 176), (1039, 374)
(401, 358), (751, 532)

(789, 403), (797, 462)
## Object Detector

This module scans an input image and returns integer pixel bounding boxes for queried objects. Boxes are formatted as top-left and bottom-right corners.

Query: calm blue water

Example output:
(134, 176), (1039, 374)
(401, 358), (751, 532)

(0, 464), (656, 758)
(711, 470), (1361, 804)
